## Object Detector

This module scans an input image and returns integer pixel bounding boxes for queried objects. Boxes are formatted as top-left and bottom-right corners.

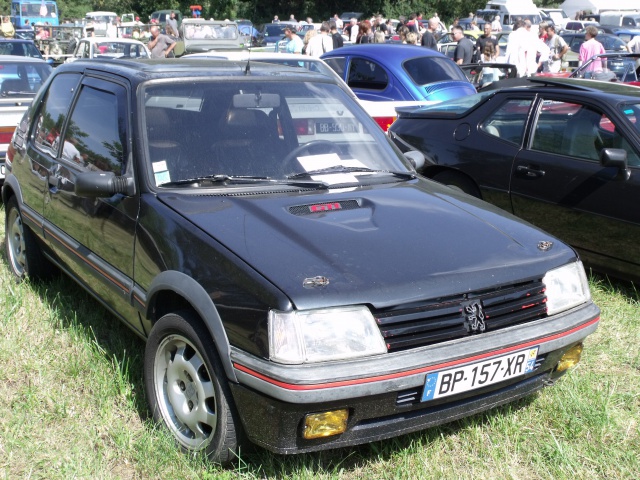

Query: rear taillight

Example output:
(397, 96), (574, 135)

(0, 127), (15, 144)
(293, 119), (314, 135)
(373, 116), (396, 132)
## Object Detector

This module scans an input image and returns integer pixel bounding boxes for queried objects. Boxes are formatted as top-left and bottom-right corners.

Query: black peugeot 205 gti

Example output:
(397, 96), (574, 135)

(2, 58), (599, 464)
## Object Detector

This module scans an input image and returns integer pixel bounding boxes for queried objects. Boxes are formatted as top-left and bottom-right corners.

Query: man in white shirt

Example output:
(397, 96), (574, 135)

(306, 22), (333, 57)
(349, 18), (359, 43)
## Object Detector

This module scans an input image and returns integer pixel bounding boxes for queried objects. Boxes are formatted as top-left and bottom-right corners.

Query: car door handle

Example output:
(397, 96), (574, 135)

(516, 165), (545, 178)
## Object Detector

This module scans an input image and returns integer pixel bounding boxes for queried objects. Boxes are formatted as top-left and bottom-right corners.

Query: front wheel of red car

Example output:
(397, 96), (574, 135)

(144, 311), (245, 465)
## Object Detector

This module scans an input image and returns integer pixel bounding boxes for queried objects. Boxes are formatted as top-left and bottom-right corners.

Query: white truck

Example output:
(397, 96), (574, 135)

(476, 0), (542, 31)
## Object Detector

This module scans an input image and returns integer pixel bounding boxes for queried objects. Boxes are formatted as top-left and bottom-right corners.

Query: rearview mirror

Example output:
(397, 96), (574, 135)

(233, 93), (280, 108)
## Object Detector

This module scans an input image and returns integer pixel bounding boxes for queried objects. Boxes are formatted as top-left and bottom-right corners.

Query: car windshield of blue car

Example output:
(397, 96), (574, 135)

(144, 80), (410, 188)
(403, 57), (469, 85)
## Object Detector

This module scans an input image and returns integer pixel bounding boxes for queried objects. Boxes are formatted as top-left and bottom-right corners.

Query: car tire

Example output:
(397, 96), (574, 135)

(432, 171), (481, 198)
(144, 310), (245, 465)
(4, 196), (54, 281)
(66, 38), (77, 55)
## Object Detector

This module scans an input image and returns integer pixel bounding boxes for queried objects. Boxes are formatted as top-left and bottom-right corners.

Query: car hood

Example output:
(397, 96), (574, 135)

(159, 180), (575, 310)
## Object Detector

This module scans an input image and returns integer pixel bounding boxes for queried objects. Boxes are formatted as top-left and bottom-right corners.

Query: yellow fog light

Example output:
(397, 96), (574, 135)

(303, 409), (349, 439)
(556, 344), (584, 372)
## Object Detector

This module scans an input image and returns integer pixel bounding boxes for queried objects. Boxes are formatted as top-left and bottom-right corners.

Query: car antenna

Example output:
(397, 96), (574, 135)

(245, 46), (251, 75)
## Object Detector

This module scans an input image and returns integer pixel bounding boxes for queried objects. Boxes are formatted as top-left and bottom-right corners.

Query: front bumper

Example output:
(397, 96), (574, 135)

(230, 302), (599, 454)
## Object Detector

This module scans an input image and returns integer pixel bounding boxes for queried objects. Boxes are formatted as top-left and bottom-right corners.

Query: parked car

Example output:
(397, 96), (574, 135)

(536, 52), (640, 85)
(560, 32), (628, 69)
(0, 38), (45, 60)
(564, 20), (600, 32)
(389, 77), (640, 282)
(177, 19), (247, 54)
(321, 44), (476, 131)
(255, 21), (298, 48)
(612, 28), (640, 43)
(3, 59), (599, 463)
(0, 56), (51, 182)
(65, 37), (150, 63)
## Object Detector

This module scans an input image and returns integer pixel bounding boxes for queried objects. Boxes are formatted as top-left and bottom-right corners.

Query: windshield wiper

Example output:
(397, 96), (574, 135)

(161, 174), (274, 187)
(287, 166), (416, 180)
(161, 174), (329, 189)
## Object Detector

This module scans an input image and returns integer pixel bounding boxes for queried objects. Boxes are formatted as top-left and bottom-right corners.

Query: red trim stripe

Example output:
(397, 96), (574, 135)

(233, 316), (599, 391)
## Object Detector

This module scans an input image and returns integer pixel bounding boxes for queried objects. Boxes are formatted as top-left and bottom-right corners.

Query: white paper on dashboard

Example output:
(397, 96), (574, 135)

(297, 154), (367, 171)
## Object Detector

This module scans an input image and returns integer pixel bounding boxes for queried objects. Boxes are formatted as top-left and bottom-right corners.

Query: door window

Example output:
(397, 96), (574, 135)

(531, 99), (640, 165)
(32, 73), (81, 156)
(61, 85), (125, 173)
(347, 57), (388, 90)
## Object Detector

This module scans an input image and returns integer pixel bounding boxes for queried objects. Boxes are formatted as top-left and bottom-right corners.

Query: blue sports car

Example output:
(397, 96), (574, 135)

(322, 44), (476, 131)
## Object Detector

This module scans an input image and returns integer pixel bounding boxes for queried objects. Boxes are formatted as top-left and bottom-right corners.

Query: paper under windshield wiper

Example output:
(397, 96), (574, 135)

(287, 166), (416, 180)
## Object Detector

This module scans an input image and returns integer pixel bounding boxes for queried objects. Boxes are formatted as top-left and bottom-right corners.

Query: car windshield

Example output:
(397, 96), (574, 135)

(265, 25), (287, 36)
(403, 57), (469, 85)
(618, 103), (640, 133)
(95, 42), (148, 58)
(183, 24), (239, 40)
(144, 79), (410, 188)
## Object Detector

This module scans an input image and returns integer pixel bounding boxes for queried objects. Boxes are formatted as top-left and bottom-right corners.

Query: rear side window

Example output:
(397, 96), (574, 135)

(347, 57), (388, 90)
(403, 57), (468, 85)
(480, 99), (533, 145)
(33, 73), (81, 156)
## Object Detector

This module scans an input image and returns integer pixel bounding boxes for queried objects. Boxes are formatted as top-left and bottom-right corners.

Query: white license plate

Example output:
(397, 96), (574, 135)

(421, 347), (539, 402)
(315, 121), (358, 134)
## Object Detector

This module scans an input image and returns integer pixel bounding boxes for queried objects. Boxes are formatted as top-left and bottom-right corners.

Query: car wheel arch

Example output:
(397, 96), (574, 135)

(144, 270), (237, 382)
(429, 168), (483, 198)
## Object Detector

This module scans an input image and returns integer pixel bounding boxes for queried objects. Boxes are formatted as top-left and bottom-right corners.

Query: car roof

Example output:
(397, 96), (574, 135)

(79, 37), (147, 45)
(322, 44), (450, 61)
(0, 54), (48, 64)
(54, 58), (336, 86)
(486, 77), (640, 99)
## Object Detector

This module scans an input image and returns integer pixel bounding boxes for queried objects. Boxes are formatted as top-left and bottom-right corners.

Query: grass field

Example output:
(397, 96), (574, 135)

(1, 210), (639, 479)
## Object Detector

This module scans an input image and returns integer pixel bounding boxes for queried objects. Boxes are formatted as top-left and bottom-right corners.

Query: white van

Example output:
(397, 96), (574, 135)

(476, 0), (542, 31)
(84, 11), (118, 37)
(540, 8), (570, 29)
(599, 10), (640, 27)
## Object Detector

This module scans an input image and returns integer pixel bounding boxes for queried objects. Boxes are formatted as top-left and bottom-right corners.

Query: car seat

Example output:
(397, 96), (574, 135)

(212, 107), (285, 177)
(560, 111), (602, 160)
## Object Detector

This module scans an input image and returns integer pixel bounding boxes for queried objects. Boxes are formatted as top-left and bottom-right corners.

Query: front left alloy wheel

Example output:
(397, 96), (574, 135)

(5, 196), (54, 281)
(144, 311), (244, 464)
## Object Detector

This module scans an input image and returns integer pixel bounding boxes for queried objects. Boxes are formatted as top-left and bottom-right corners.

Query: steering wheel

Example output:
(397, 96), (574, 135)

(282, 140), (342, 170)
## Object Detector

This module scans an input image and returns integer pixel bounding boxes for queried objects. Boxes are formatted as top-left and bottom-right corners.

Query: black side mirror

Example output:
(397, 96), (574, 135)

(600, 148), (630, 181)
(75, 171), (135, 197)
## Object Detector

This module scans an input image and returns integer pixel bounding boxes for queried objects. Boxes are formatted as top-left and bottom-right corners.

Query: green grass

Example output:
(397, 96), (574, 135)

(1, 209), (639, 478)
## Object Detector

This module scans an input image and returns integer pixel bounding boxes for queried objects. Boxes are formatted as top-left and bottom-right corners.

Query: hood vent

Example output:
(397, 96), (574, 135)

(289, 199), (360, 216)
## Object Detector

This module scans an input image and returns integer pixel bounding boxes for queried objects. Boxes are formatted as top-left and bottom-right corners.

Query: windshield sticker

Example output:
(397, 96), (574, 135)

(153, 161), (171, 185)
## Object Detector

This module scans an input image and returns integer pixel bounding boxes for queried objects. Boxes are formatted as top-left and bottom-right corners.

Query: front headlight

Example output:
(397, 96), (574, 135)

(269, 306), (387, 364)
(544, 261), (591, 316)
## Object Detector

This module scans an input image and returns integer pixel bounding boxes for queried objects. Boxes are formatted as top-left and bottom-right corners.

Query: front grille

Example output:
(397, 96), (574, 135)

(375, 279), (547, 353)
